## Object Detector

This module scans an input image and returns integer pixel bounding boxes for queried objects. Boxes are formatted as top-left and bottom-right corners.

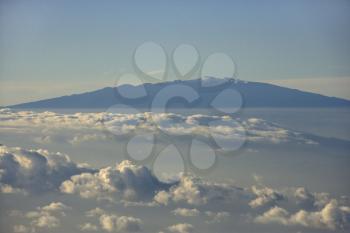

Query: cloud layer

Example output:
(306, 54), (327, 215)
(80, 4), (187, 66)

(1, 144), (349, 232)
(0, 108), (318, 147)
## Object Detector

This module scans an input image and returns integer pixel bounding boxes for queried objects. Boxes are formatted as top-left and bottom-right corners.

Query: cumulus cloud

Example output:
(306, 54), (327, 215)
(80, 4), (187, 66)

(172, 208), (200, 217)
(255, 199), (350, 230)
(154, 175), (247, 206)
(0, 145), (92, 194)
(60, 160), (169, 202)
(12, 202), (71, 233)
(85, 207), (106, 217)
(167, 223), (194, 233)
(57, 156), (350, 231)
(83, 208), (142, 232)
(294, 187), (332, 210)
(249, 185), (285, 208)
(79, 222), (98, 231)
(2, 144), (349, 232)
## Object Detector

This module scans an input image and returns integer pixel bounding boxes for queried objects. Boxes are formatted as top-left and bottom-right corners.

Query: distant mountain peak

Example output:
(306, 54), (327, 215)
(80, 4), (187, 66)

(8, 78), (350, 109)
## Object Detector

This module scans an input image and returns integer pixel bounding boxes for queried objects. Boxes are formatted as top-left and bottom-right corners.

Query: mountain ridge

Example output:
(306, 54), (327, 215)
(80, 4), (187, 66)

(7, 78), (350, 109)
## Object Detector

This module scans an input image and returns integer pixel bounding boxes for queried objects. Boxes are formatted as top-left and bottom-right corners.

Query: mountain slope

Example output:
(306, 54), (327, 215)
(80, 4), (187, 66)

(8, 78), (350, 109)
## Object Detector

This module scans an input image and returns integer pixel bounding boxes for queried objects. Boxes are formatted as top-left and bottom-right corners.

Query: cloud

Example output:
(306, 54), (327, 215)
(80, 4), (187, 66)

(2, 144), (349, 231)
(294, 187), (332, 210)
(0, 183), (26, 194)
(0, 145), (92, 194)
(0, 108), (318, 146)
(60, 160), (169, 202)
(172, 208), (200, 217)
(154, 175), (247, 206)
(40, 202), (71, 213)
(249, 185), (285, 208)
(167, 223), (194, 233)
(254, 206), (289, 225)
(85, 208), (106, 217)
(13, 202), (71, 232)
(255, 199), (350, 230)
(68, 133), (109, 145)
(83, 208), (142, 232)
(79, 222), (98, 231)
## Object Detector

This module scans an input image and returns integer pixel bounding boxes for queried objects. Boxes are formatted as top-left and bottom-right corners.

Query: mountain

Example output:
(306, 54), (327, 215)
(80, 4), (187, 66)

(8, 78), (350, 109)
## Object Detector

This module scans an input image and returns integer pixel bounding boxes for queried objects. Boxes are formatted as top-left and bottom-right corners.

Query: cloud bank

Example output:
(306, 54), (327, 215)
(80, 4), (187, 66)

(2, 144), (349, 232)
(0, 108), (318, 147)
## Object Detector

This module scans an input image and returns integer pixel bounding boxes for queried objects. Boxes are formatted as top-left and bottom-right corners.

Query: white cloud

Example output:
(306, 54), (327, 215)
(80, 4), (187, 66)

(41, 202), (71, 212)
(167, 223), (194, 233)
(79, 222), (98, 231)
(249, 185), (285, 208)
(0, 109), (318, 146)
(254, 206), (290, 225)
(172, 208), (200, 217)
(154, 191), (171, 206)
(85, 208), (106, 217)
(154, 175), (247, 206)
(0, 145), (92, 193)
(255, 199), (350, 230)
(0, 183), (26, 194)
(13, 202), (71, 232)
(2, 144), (349, 232)
(83, 208), (142, 232)
(60, 160), (168, 202)
(115, 216), (143, 232)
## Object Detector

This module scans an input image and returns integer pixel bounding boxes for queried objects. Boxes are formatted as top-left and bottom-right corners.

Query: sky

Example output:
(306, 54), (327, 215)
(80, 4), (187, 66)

(0, 0), (350, 105)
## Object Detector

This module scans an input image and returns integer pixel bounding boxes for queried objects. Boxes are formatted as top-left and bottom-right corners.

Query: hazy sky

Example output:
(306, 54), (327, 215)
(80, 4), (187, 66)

(1, 0), (350, 105)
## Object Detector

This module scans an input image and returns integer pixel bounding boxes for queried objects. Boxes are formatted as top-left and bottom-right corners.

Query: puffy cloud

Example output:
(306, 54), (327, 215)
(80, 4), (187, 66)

(155, 175), (247, 206)
(2, 143), (349, 232)
(290, 199), (350, 230)
(84, 208), (142, 232)
(0, 183), (26, 194)
(41, 202), (71, 212)
(0, 145), (92, 193)
(294, 187), (332, 210)
(30, 213), (60, 229)
(69, 133), (109, 145)
(79, 223), (98, 231)
(99, 214), (118, 232)
(115, 216), (143, 232)
(249, 185), (285, 208)
(85, 207), (106, 217)
(13, 202), (71, 232)
(60, 160), (169, 201)
(254, 206), (290, 225)
(294, 187), (317, 209)
(154, 190), (171, 206)
(167, 223), (194, 233)
(255, 199), (350, 230)
(172, 208), (200, 217)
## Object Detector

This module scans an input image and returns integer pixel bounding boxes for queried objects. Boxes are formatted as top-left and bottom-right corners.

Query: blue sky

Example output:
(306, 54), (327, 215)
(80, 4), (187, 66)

(1, 0), (350, 105)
